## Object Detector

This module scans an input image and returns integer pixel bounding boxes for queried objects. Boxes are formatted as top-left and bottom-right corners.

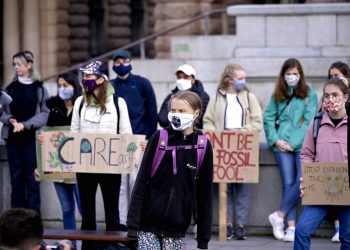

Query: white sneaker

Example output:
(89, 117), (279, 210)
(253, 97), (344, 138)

(332, 231), (340, 243)
(283, 227), (295, 242)
(268, 212), (285, 240)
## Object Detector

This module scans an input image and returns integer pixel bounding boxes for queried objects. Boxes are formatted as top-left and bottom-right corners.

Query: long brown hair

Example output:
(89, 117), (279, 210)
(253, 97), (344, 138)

(274, 58), (308, 101)
(83, 78), (109, 114)
(328, 61), (350, 79)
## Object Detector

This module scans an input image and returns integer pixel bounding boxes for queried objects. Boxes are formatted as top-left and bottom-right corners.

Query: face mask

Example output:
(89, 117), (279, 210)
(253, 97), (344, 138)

(168, 112), (195, 131)
(233, 79), (246, 91)
(112, 64), (132, 76)
(58, 87), (74, 101)
(323, 97), (343, 113)
(284, 74), (299, 86)
(176, 79), (192, 91)
(82, 79), (98, 93)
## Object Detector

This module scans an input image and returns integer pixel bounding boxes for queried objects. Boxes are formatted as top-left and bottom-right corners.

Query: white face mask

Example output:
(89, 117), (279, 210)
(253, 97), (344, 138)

(168, 112), (195, 131)
(284, 74), (299, 86)
(176, 79), (192, 91)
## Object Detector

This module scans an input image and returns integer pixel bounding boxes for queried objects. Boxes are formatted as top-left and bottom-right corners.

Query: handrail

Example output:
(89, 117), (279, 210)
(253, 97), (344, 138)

(41, 8), (227, 82)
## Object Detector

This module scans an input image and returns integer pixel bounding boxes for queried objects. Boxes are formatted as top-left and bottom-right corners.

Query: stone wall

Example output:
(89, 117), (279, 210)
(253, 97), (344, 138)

(107, 0), (132, 49)
(69, 0), (90, 64)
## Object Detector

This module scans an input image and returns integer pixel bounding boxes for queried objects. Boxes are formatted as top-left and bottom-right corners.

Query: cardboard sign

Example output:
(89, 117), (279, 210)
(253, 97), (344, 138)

(41, 131), (145, 174)
(203, 130), (259, 183)
(36, 127), (77, 181)
(302, 162), (350, 205)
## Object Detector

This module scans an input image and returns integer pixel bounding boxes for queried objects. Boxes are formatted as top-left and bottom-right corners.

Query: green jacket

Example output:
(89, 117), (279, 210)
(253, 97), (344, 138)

(203, 89), (262, 132)
(263, 85), (318, 152)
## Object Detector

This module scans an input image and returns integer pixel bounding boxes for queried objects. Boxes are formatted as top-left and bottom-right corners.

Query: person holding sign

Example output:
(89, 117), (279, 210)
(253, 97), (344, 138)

(263, 58), (318, 242)
(203, 63), (262, 240)
(127, 91), (213, 249)
(70, 61), (132, 250)
(0, 50), (49, 214)
(36, 72), (82, 249)
(294, 78), (350, 250)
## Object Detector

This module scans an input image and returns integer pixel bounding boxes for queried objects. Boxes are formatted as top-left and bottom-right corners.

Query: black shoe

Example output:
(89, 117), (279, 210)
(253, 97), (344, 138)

(227, 224), (234, 240)
(234, 224), (247, 240)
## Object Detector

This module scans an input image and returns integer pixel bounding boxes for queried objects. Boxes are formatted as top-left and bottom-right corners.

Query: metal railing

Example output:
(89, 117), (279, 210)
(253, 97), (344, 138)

(41, 8), (227, 82)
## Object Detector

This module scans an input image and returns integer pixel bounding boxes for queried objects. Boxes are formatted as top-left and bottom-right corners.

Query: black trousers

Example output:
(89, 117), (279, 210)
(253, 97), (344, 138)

(77, 173), (121, 250)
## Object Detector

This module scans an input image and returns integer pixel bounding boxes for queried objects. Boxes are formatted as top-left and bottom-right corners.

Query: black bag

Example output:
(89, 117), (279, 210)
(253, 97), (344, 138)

(275, 95), (294, 130)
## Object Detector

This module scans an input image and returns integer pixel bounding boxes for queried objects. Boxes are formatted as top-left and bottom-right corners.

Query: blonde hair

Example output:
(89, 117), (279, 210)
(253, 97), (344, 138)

(12, 51), (41, 81)
(217, 63), (245, 91)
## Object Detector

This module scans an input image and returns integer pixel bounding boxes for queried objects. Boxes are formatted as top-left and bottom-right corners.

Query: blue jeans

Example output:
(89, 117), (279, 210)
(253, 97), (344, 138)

(294, 205), (350, 250)
(274, 152), (301, 222)
(6, 139), (40, 213)
(54, 182), (82, 229)
(227, 183), (252, 225)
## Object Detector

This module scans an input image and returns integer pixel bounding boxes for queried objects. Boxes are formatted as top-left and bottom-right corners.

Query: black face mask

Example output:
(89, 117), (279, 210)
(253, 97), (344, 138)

(112, 64), (132, 76)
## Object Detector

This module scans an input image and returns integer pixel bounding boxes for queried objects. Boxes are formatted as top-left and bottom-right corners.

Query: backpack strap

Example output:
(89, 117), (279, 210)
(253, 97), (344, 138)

(113, 96), (120, 134)
(150, 129), (208, 178)
(79, 97), (85, 117)
(313, 111), (324, 148)
(196, 135), (208, 176)
(151, 129), (168, 178)
(79, 96), (120, 134)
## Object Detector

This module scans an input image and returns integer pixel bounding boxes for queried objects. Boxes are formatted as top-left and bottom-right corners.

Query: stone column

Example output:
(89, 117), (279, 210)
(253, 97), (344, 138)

(23, 0), (41, 68)
(69, 0), (90, 64)
(3, 0), (20, 86)
(107, 0), (132, 50)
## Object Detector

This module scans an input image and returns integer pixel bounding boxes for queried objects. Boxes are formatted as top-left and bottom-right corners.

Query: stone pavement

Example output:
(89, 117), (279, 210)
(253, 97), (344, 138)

(185, 235), (339, 250)
(62, 234), (339, 250)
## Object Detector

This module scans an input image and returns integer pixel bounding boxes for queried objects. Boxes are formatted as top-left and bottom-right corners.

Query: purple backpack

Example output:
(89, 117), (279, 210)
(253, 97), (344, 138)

(150, 129), (208, 177)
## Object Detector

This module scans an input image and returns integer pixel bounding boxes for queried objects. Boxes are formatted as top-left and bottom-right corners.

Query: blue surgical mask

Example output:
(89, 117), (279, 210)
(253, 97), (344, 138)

(58, 87), (74, 101)
(233, 79), (246, 91)
(112, 64), (132, 76)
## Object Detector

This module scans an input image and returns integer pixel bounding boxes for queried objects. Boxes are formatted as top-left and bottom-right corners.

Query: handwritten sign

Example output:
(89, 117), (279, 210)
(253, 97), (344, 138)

(41, 131), (145, 174)
(203, 130), (259, 183)
(302, 162), (350, 205)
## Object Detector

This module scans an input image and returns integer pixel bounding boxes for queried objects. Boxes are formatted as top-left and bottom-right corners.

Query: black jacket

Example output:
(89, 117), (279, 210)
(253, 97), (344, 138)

(158, 80), (210, 129)
(127, 128), (213, 249)
(46, 96), (72, 127)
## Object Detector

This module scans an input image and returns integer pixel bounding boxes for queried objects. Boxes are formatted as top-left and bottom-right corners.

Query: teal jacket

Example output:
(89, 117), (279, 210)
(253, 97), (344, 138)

(263, 85), (318, 152)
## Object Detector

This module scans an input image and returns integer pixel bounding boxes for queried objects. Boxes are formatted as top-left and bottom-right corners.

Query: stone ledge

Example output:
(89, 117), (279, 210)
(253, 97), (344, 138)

(227, 3), (350, 16)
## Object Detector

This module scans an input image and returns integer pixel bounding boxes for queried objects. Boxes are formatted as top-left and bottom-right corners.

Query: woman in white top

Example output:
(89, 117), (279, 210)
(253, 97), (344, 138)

(70, 61), (132, 250)
(203, 63), (262, 240)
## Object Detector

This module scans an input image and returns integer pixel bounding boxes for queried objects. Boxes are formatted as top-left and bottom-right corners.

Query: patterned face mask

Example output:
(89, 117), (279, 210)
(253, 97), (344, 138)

(323, 96), (343, 113)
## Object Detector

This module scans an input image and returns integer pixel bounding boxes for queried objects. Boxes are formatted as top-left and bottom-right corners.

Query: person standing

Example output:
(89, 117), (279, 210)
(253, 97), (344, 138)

(111, 50), (158, 229)
(36, 72), (82, 248)
(203, 63), (262, 240)
(263, 58), (318, 242)
(158, 64), (210, 129)
(71, 61), (132, 250)
(0, 50), (49, 213)
(127, 91), (213, 249)
(294, 78), (350, 250)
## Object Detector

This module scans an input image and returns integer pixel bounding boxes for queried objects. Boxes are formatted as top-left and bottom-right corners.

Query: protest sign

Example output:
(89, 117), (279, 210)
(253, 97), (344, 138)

(203, 130), (259, 183)
(302, 162), (350, 205)
(40, 131), (145, 174)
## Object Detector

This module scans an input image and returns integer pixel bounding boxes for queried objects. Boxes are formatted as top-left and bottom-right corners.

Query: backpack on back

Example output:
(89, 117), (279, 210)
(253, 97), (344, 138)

(78, 95), (120, 133)
(150, 129), (208, 178)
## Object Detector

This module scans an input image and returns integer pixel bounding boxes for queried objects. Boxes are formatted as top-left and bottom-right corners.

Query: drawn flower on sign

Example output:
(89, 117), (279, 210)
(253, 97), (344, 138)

(46, 132), (69, 171)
